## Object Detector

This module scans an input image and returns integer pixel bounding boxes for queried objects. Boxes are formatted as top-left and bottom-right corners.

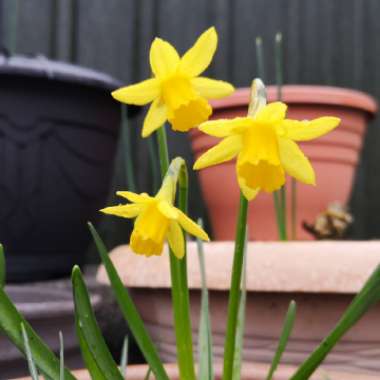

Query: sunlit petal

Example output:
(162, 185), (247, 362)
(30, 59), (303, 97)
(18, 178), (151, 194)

(191, 77), (234, 99)
(194, 135), (241, 170)
(255, 102), (287, 122)
(283, 117), (340, 141)
(278, 137), (315, 185)
(111, 79), (160, 105)
(142, 98), (167, 137)
(199, 117), (252, 137)
(179, 27), (218, 77)
(116, 191), (152, 203)
(177, 210), (209, 241)
(150, 38), (180, 78)
(167, 221), (185, 259)
(158, 201), (179, 219)
(100, 204), (141, 218)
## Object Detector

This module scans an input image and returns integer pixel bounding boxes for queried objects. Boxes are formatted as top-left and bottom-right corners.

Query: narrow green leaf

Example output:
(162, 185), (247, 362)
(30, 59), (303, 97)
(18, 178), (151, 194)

(232, 232), (248, 380)
(0, 287), (77, 379)
(72, 266), (124, 380)
(291, 264), (380, 379)
(59, 331), (65, 380)
(0, 244), (5, 288)
(120, 335), (129, 377)
(21, 323), (39, 380)
(76, 313), (106, 380)
(88, 222), (169, 380)
(196, 219), (214, 380)
(144, 368), (152, 380)
(266, 300), (297, 380)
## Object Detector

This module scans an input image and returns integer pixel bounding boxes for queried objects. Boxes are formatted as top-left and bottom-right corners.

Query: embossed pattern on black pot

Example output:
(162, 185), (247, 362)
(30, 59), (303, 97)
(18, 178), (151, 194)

(0, 55), (122, 282)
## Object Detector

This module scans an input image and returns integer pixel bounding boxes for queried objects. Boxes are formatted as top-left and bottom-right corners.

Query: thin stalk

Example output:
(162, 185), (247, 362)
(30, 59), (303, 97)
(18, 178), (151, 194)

(6, 0), (19, 55)
(256, 36), (284, 239)
(222, 194), (249, 380)
(121, 105), (137, 192)
(275, 32), (288, 240)
(291, 178), (297, 240)
(156, 125), (196, 380)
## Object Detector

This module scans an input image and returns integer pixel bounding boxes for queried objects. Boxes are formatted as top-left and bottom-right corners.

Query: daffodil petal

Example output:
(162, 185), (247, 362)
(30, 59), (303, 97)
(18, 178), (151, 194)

(283, 117), (340, 141)
(100, 204), (141, 218)
(199, 117), (252, 137)
(142, 98), (167, 137)
(150, 37), (180, 78)
(158, 201), (179, 219)
(237, 173), (260, 201)
(193, 135), (242, 170)
(167, 221), (185, 259)
(179, 27), (217, 77)
(256, 102), (287, 122)
(278, 137), (315, 185)
(116, 191), (152, 203)
(177, 210), (209, 241)
(191, 77), (234, 99)
(111, 79), (160, 106)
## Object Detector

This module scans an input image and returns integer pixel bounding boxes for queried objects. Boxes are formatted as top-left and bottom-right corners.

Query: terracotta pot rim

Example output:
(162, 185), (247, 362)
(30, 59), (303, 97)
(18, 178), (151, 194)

(208, 85), (378, 116)
(97, 241), (380, 294)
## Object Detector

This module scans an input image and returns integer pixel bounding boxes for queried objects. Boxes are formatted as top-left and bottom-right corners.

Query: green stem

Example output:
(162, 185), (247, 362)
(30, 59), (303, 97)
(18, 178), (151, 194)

(6, 0), (19, 55)
(121, 105), (137, 193)
(275, 32), (287, 241)
(291, 178), (297, 240)
(156, 126), (196, 380)
(222, 194), (249, 380)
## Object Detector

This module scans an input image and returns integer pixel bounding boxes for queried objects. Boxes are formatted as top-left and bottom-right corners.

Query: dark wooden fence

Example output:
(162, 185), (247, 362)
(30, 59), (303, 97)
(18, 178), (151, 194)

(1, 0), (380, 239)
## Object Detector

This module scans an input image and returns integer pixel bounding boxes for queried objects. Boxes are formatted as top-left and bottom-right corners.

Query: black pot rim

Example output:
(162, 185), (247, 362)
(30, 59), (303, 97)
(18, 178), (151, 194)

(0, 53), (123, 92)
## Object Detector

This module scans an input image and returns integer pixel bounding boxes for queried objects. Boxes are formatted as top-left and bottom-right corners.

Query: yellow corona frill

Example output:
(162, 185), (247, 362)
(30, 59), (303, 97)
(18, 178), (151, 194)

(194, 86), (340, 200)
(111, 27), (234, 137)
(100, 182), (209, 259)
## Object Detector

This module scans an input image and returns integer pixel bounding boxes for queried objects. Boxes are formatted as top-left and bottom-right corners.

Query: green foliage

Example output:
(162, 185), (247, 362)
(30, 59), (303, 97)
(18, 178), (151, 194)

(266, 300), (297, 380)
(290, 264), (380, 379)
(72, 266), (123, 380)
(0, 244), (5, 288)
(88, 222), (170, 380)
(196, 219), (214, 380)
(0, 285), (76, 379)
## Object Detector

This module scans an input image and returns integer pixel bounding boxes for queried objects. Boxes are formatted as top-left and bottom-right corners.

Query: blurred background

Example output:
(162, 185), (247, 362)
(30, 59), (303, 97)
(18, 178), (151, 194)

(2, 0), (379, 244)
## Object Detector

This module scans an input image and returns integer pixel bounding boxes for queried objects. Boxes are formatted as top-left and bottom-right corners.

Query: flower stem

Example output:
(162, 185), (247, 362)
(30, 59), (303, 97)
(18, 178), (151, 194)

(121, 105), (137, 193)
(222, 193), (249, 380)
(156, 126), (196, 380)
(275, 32), (288, 241)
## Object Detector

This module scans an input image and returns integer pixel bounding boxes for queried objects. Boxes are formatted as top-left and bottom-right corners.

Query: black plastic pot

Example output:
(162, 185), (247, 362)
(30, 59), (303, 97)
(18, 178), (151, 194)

(0, 54), (124, 282)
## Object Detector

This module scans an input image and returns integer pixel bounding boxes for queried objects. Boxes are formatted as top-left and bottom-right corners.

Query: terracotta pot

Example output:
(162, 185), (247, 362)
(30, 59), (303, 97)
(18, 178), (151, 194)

(98, 241), (380, 377)
(189, 86), (378, 240)
(14, 362), (380, 380)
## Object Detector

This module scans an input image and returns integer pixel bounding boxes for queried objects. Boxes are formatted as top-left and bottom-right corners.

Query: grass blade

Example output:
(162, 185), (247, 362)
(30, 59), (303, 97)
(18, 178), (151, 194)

(196, 219), (214, 380)
(0, 244), (5, 288)
(266, 300), (297, 380)
(290, 264), (380, 379)
(232, 231), (248, 380)
(59, 331), (64, 380)
(21, 323), (39, 380)
(72, 266), (124, 380)
(120, 335), (129, 377)
(76, 313), (107, 380)
(144, 368), (152, 380)
(0, 287), (77, 379)
(88, 222), (169, 380)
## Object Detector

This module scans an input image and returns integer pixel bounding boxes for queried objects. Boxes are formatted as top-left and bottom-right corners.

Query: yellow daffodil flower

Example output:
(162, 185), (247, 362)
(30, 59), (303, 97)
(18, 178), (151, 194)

(100, 180), (209, 259)
(194, 81), (340, 201)
(111, 27), (234, 137)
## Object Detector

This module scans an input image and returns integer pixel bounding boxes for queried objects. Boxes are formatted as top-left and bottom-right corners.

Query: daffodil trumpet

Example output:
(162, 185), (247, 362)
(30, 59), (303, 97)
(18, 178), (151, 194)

(111, 27), (234, 137)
